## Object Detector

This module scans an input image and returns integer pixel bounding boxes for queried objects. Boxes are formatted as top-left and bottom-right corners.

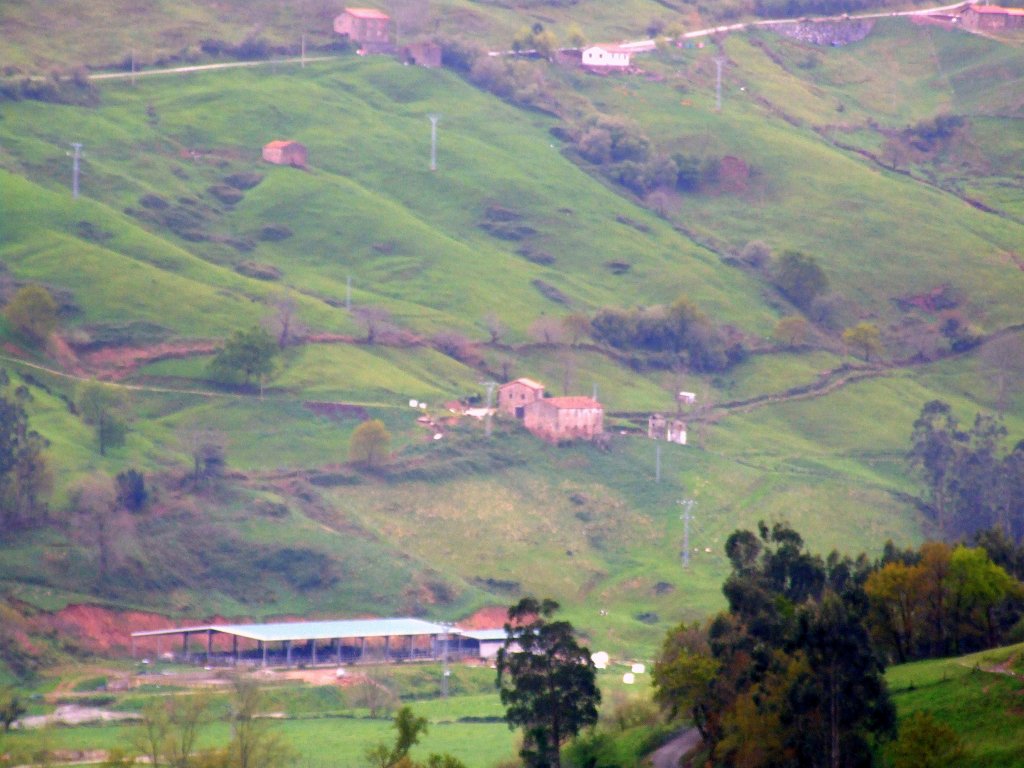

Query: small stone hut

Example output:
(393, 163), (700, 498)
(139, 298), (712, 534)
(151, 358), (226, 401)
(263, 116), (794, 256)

(648, 414), (687, 445)
(262, 140), (307, 168)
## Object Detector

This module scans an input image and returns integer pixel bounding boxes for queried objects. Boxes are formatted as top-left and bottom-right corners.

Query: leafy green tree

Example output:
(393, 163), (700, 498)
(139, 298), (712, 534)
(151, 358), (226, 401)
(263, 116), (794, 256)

(652, 622), (718, 724)
(890, 711), (967, 768)
(77, 381), (127, 456)
(225, 678), (293, 768)
(366, 706), (428, 768)
(349, 419), (391, 468)
(0, 687), (27, 731)
(496, 597), (600, 768)
(365, 706), (467, 768)
(774, 315), (809, 348)
(0, 390), (52, 532)
(208, 327), (278, 390)
(4, 284), (57, 345)
(773, 251), (829, 311)
(842, 322), (883, 361)
(135, 693), (211, 768)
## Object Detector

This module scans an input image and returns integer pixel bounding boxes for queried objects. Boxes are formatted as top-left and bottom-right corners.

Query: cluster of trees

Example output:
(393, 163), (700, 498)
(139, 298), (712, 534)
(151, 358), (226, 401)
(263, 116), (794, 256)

(590, 297), (744, 372)
(208, 326), (278, 392)
(909, 400), (1024, 541)
(653, 522), (896, 767)
(866, 539), (1023, 663)
(564, 114), (723, 197)
(652, 521), (1024, 766)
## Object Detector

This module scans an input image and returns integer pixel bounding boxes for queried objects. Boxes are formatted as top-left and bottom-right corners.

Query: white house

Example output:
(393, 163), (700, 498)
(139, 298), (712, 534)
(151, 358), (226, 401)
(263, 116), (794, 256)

(582, 45), (632, 69)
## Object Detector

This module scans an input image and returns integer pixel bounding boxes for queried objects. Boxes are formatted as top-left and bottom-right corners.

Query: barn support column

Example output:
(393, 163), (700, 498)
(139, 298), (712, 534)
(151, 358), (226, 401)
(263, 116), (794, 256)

(286, 640), (293, 667)
(335, 638), (341, 664)
(183, 632), (189, 661)
(360, 637), (366, 662)
(232, 635), (238, 666)
(206, 630), (212, 664)
(408, 635), (414, 659)
(261, 642), (267, 668)
(384, 636), (390, 661)
(156, 636), (162, 659)
(312, 640), (318, 666)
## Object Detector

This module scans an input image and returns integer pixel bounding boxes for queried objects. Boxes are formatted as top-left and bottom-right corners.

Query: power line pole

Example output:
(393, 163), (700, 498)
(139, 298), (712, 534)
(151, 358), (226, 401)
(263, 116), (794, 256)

(715, 56), (726, 111)
(678, 498), (695, 569)
(481, 380), (498, 437)
(346, 275), (352, 311)
(70, 142), (83, 198)
(428, 114), (440, 171)
(441, 623), (451, 697)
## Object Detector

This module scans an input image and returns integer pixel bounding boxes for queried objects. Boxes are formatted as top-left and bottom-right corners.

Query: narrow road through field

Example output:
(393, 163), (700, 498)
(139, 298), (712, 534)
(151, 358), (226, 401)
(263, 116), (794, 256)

(651, 727), (702, 768)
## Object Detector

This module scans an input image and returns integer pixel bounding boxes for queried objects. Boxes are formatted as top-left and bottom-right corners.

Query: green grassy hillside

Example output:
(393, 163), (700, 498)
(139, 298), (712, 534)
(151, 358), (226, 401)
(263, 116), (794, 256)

(0, 7), (1023, 668)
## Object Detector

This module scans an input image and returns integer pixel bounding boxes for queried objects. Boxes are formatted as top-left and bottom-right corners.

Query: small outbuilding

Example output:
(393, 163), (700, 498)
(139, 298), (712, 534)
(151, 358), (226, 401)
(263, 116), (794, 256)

(262, 140), (307, 168)
(649, 414), (687, 445)
(582, 44), (632, 69)
(523, 396), (604, 442)
(498, 378), (546, 418)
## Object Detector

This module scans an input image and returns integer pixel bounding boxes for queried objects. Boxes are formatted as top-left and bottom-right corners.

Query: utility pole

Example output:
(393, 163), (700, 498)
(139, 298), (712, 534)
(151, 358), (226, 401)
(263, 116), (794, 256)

(481, 380), (498, 437)
(346, 275), (352, 311)
(715, 56), (726, 111)
(655, 444), (662, 483)
(441, 624), (451, 697)
(428, 114), (440, 171)
(678, 498), (695, 569)
(70, 142), (83, 198)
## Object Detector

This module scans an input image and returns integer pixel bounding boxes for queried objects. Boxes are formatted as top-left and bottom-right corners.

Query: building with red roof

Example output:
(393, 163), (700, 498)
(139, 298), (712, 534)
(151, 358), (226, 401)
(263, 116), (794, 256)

(262, 140), (307, 168)
(335, 8), (393, 52)
(523, 395), (604, 442)
(498, 378), (546, 418)
(960, 4), (1024, 30)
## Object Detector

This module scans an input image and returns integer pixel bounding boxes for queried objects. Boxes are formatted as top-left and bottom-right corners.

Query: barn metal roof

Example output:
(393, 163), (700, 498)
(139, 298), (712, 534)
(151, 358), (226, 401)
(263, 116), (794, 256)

(132, 618), (453, 643)
(458, 629), (509, 642)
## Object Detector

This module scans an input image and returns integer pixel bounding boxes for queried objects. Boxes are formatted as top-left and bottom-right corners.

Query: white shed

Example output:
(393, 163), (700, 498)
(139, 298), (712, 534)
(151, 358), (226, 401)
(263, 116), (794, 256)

(582, 45), (632, 69)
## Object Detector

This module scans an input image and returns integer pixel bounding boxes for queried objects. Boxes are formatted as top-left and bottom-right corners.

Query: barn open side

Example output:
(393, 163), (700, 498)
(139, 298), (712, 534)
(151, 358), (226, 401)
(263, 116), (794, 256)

(130, 618), (466, 668)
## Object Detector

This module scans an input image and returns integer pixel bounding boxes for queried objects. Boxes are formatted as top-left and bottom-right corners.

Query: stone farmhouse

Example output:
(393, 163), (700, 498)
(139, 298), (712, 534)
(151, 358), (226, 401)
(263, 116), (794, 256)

(523, 396), (604, 442)
(959, 4), (1024, 30)
(581, 44), (633, 69)
(334, 7), (392, 52)
(498, 378), (546, 418)
(262, 140), (307, 168)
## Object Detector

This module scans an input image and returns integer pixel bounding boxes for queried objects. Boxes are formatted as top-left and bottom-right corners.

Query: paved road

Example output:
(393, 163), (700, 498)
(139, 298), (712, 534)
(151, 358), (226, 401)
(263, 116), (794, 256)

(89, 55), (337, 81)
(651, 728), (702, 768)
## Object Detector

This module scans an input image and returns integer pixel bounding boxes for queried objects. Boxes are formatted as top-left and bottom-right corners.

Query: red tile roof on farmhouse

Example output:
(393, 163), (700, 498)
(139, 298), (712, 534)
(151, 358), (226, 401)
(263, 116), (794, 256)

(970, 4), (1024, 13)
(544, 396), (603, 409)
(508, 377), (545, 390)
(345, 7), (391, 19)
(264, 140), (299, 149)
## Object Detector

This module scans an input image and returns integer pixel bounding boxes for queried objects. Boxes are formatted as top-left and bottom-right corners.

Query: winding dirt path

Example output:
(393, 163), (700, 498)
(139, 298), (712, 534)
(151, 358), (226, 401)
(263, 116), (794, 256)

(651, 728), (702, 768)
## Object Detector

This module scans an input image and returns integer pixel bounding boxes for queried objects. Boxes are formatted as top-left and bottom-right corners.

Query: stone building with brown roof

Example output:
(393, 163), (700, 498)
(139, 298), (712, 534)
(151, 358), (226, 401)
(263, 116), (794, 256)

(523, 396), (604, 442)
